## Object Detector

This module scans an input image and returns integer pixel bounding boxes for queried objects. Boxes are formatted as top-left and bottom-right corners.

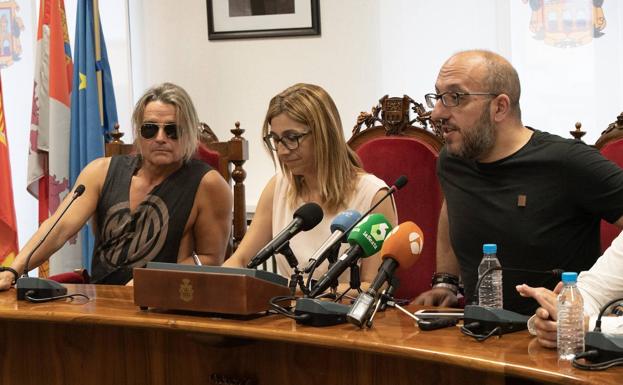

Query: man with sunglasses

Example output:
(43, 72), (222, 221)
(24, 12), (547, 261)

(0, 83), (232, 289)
(414, 50), (623, 315)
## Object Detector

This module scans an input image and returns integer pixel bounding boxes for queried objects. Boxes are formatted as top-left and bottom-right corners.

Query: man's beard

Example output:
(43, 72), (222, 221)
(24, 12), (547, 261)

(453, 105), (496, 160)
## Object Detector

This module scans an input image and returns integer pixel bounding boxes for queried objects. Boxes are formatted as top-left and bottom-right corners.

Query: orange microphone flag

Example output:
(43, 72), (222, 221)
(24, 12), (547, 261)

(0, 74), (19, 266)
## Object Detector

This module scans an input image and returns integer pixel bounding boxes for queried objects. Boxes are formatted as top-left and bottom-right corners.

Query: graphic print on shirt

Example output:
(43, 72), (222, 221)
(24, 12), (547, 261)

(98, 194), (169, 268)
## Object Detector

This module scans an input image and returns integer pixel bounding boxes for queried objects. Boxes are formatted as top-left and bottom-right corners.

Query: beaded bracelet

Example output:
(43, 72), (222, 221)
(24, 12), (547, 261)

(431, 272), (460, 287)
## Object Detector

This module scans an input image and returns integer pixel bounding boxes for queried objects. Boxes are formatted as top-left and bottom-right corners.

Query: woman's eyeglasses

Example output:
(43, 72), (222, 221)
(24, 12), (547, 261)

(140, 123), (178, 140)
(263, 131), (310, 151)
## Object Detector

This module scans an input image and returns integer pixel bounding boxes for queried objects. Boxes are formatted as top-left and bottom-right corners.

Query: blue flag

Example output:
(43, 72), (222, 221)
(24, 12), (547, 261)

(69, 0), (118, 271)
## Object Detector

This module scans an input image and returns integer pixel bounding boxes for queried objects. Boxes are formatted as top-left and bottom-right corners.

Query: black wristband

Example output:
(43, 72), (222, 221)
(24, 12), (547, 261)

(431, 272), (460, 288)
(0, 267), (19, 285)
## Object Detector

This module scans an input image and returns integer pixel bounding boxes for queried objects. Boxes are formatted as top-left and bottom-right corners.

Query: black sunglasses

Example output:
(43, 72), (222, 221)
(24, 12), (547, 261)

(140, 123), (178, 140)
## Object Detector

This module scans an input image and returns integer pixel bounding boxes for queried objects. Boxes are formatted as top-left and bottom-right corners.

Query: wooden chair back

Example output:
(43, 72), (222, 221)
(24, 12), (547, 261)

(572, 112), (623, 253)
(594, 112), (623, 253)
(348, 95), (444, 300)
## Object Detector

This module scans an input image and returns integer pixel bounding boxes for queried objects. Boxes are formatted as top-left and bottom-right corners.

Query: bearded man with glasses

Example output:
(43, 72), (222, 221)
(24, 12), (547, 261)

(414, 50), (623, 315)
(0, 83), (232, 289)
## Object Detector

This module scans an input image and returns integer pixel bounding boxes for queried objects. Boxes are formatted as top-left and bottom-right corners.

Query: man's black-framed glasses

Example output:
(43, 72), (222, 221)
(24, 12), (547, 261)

(140, 122), (178, 140)
(424, 91), (499, 108)
(263, 131), (310, 151)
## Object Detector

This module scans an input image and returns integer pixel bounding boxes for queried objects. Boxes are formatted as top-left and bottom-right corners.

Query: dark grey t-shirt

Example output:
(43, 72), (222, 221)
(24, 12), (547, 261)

(438, 129), (623, 314)
(91, 155), (211, 284)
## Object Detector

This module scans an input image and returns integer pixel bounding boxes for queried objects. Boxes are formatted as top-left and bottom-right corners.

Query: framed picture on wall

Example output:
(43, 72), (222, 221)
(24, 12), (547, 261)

(207, 0), (320, 40)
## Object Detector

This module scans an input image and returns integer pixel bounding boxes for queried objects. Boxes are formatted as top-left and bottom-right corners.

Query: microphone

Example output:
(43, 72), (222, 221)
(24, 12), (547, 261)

(308, 213), (392, 298)
(301, 176), (407, 276)
(16, 184), (86, 301)
(247, 202), (323, 269)
(460, 266), (562, 340)
(303, 210), (362, 273)
(347, 221), (424, 327)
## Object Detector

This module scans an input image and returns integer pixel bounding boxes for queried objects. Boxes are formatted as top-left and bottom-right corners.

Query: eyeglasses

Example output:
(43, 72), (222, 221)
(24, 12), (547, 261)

(263, 131), (310, 151)
(424, 91), (499, 108)
(140, 123), (178, 140)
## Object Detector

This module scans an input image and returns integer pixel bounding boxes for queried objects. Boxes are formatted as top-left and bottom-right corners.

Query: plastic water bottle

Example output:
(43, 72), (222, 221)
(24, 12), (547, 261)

(557, 272), (585, 361)
(477, 243), (503, 308)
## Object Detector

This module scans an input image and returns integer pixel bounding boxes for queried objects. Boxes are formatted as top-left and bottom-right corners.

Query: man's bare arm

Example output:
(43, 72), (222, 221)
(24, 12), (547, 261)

(0, 158), (108, 290)
(186, 170), (233, 266)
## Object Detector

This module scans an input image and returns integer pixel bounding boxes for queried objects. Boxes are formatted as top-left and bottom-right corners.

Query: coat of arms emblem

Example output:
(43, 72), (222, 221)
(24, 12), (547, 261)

(0, 0), (24, 69)
(179, 278), (194, 302)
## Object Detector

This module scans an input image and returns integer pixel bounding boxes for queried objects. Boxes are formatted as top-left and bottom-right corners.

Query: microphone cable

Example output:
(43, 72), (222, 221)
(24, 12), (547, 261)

(572, 350), (623, 370)
(24, 292), (90, 303)
(571, 295), (623, 370)
(460, 322), (502, 341)
(268, 295), (311, 322)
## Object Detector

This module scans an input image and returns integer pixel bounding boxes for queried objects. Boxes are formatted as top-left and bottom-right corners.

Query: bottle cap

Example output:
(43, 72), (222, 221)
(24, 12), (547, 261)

(483, 243), (497, 254)
(561, 272), (578, 283)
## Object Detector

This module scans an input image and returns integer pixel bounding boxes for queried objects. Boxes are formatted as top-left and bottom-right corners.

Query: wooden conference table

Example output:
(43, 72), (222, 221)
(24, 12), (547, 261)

(0, 284), (619, 385)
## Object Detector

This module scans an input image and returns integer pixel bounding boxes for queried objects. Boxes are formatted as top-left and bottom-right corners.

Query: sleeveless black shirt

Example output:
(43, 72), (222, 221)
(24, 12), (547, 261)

(91, 155), (211, 284)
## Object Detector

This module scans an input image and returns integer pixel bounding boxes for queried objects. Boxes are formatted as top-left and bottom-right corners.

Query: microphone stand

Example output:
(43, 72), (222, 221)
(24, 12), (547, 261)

(304, 242), (341, 293)
(461, 266), (530, 341)
(575, 296), (623, 370)
(335, 259), (363, 302)
(365, 277), (399, 328)
(276, 242), (307, 296)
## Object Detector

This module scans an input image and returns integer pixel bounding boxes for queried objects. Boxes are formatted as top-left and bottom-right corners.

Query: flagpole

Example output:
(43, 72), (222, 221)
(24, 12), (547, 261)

(93, 0), (104, 127)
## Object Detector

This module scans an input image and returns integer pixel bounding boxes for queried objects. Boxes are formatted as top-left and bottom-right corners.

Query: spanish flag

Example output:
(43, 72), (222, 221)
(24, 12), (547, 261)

(0, 74), (19, 266)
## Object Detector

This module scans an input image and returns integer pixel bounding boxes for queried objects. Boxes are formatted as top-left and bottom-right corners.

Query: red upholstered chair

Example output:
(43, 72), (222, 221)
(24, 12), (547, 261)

(594, 112), (623, 253)
(348, 95), (444, 300)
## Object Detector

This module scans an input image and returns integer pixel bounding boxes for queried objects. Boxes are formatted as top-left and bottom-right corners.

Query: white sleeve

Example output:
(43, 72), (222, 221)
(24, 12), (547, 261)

(588, 316), (623, 335)
(578, 232), (623, 316)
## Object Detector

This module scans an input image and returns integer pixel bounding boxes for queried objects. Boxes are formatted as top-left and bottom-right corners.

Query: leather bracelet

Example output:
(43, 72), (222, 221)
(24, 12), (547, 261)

(0, 267), (19, 285)
(431, 272), (460, 288)
(432, 282), (459, 295)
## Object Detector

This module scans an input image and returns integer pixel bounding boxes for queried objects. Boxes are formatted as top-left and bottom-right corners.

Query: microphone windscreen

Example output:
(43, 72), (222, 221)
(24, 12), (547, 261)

(294, 202), (324, 231)
(380, 221), (424, 271)
(330, 210), (361, 233)
(74, 184), (86, 196)
(393, 175), (408, 190)
(347, 213), (392, 257)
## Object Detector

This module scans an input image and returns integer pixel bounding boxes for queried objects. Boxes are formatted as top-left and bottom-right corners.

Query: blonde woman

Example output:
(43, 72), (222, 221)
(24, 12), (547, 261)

(225, 83), (397, 287)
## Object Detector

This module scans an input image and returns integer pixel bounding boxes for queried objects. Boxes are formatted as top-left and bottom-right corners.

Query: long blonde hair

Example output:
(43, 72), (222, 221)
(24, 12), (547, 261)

(132, 82), (199, 162)
(262, 83), (362, 213)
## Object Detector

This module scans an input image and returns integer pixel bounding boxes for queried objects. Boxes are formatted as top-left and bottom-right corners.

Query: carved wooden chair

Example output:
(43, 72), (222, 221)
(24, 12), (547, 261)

(571, 112), (623, 253)
(594, 112), (623, 253)
(348, 95), (444, 300)
(106, 121), (248, 253)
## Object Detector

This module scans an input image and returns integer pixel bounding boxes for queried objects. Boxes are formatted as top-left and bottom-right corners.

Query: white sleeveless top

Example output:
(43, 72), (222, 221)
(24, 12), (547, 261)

(272, 171), (390, 281)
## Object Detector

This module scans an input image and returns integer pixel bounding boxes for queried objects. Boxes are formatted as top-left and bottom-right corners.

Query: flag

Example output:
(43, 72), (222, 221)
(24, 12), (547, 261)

(70, 0), (118, 271)
(27, 0), (81, 276)
(0, 74), (19, 267)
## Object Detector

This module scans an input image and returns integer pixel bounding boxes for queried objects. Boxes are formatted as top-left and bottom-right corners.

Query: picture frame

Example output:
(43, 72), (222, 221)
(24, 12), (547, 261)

(207, 0), (320, 40)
